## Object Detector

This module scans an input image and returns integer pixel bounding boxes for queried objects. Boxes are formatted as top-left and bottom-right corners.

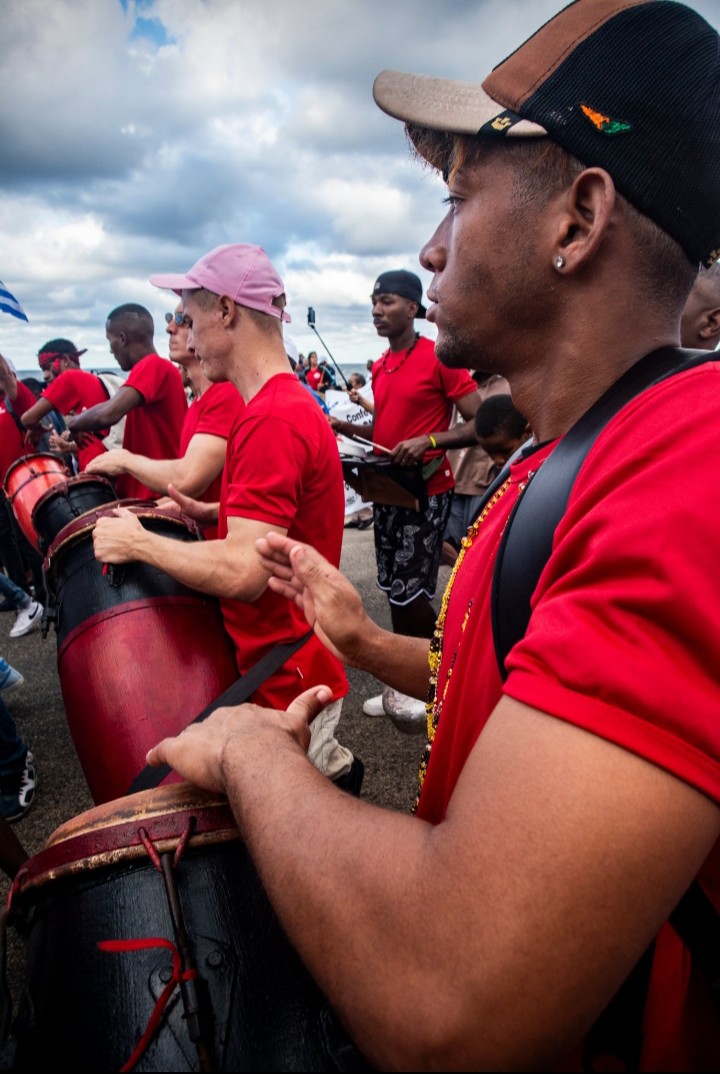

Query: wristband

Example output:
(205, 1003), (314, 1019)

(427, 434), (438, 449)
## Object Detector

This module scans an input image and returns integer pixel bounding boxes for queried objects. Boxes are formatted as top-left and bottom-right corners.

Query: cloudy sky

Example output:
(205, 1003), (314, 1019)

(1, 0), (718, 373)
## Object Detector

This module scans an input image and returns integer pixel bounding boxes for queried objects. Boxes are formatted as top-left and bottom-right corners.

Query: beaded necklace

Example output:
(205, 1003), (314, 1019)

(379, 332), (420, 375)
(413, 477), (511, 813)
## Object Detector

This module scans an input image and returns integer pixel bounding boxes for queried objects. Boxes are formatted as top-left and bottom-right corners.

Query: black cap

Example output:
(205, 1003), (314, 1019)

(374, 1), (720, 267)
(371, 270), (427, 317)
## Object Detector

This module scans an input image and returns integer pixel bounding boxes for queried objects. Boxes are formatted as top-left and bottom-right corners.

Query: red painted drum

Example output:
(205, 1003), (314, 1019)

(31, 473), (118, 552)
(3, 452), (70, 550)
(7, 784), (356, 1070)
(44, 505), (238, 804)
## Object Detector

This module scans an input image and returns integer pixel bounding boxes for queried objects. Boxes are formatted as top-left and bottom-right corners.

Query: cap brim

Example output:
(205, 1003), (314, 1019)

(148, 272), (199, 297)
(373, 70), (546, 138)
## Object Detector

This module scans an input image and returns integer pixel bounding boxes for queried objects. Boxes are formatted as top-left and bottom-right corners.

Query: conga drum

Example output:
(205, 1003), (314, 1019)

(3, 453), (70, 550)
(7, 784), (360, 1071)
(44, 505), (239, 804)
(31, 473), (118, 551)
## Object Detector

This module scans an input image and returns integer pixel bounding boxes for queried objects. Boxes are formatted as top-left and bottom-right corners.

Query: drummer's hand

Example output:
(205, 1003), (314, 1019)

(391, 435), (430, 466)
(86, 449), (129, 476)
(92, 506), (145, 563)
(256, 533), (370, 666)
(146, 685), (333, 792)
(166, 483), (219, 524)
(48, 430), (77, 455)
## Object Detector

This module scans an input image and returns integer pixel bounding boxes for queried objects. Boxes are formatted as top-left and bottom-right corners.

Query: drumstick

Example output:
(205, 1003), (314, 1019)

(351, 434), (392, 455)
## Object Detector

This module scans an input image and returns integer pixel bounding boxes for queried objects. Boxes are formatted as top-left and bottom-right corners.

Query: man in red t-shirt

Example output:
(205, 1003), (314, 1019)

(92, 245), (359, 790)
(21, 340), (111, 470)
(143, 3), (720, 1070)
(66, 304), (187, 500)
(86, 301), (244, 539)
(331, 269), (479, 723)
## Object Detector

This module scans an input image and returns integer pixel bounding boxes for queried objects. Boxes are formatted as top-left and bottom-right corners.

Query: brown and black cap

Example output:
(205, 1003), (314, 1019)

(374, 0), (720, 267)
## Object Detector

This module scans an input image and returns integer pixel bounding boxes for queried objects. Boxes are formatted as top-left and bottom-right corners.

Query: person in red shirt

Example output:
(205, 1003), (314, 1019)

(92, 245), (360, 791)
(66, 304), (187, 500)
(331, 269), (479, 724)
(86, 302), (244, 539)
(21, 340), (111, 470)
(0, 355), (48, 603)
(144, 2), (720, 1070)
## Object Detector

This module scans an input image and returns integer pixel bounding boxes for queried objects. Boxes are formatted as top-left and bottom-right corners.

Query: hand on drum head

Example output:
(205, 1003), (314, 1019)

(92, 506), (146, 564)
(255, 533), (371, 668)
(166, 483), (219, 524)
(85, 448), (129, 476)
(146, 684), (334, 793)
(391, 435), (432, 466)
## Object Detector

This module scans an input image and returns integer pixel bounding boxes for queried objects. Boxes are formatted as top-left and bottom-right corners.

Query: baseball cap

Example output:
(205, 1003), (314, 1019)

(150, 244), (291, 322)
(372, 269), (427, 317)
(373, 0), (720, 267)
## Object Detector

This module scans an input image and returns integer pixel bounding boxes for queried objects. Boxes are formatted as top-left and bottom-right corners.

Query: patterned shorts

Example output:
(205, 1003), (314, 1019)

(373, 491), (453, 606)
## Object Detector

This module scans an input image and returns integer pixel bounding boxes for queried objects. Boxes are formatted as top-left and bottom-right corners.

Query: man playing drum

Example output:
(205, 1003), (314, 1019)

(146, 1), (720, 1068)
(93, 246), (361, 793)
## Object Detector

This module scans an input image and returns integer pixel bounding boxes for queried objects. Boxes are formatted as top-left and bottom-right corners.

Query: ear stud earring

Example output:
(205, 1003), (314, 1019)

(554, 255), (566, 270)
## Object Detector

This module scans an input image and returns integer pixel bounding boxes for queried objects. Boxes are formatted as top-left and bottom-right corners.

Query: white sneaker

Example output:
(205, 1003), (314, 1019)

(362, 694), (386, 717)
(9, 601), (43, 638)
(382, 686), (427, 735)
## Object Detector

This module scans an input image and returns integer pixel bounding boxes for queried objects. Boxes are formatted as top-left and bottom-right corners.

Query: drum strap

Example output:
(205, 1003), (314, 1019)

(487, 346), (720, 1068)
(3, 395), (26, 439)
(127, 628), (313, 794)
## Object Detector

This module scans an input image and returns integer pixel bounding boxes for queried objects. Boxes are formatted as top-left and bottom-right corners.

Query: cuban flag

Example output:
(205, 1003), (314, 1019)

(0, 280), (28, 322)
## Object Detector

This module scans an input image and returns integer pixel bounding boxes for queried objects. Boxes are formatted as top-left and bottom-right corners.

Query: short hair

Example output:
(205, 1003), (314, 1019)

(474, 394), (527, 441)
(350, 372), (366, 387)
(106, 303), (154, 341)
(407, 127), (697, 309)
(38, 338), (80, 358)
(190, 287), (284, 336)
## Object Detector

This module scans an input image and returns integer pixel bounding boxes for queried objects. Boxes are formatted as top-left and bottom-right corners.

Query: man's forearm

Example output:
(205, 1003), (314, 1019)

(69, 401), (117, 433)
(349, 623), (431, 700)
(107, 528), (262, 600)
(427, 420), (478, 451)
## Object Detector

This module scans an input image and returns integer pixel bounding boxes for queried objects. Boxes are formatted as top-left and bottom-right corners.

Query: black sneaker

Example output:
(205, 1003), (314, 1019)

(0, 752), (36, 822)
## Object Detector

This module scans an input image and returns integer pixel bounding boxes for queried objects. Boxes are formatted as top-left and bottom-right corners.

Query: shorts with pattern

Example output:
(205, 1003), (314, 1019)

(373, 491), (453, 607)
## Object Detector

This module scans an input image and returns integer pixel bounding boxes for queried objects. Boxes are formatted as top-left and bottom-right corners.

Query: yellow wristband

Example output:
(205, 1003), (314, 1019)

(427, 434), (438, 449)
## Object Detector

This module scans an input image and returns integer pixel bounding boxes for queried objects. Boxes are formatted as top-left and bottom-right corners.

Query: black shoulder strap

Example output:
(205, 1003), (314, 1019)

(485, 346), (720, 1065)
(3, 394), (26, 439)
(491, 347), (712, 678)
(127, 629), (313, 794)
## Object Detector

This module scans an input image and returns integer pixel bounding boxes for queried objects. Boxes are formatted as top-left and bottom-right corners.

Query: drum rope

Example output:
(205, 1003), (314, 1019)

(97, 936), (197, 1072)
(97, 818), (210, 1073)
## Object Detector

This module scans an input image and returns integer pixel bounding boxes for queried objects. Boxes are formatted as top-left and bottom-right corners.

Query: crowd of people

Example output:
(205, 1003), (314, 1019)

(1, 0), (720, 1067)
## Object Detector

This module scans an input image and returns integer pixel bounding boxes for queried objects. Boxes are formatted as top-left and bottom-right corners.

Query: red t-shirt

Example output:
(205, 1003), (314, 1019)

(372, 335), (477, 494)
(0, 380), (38, 485)
(419, 363), (720, 1068)
(218, 373), (348, 710)
(305, 367), (324, 392)
(42, 369), (109, 469)
(181, 382), (245, 539)
(117, 354), (187, 501)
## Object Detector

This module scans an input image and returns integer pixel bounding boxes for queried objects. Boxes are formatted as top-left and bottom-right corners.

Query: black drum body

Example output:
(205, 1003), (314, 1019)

(8, 786), (358, 1071)
(31, 474), (118, 552)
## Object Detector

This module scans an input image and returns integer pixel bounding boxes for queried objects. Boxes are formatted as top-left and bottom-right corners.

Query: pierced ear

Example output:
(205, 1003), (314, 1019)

(553, 168), (616, 271)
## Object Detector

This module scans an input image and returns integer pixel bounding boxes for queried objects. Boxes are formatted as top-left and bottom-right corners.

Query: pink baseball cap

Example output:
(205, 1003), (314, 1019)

(149, 243), (291, 323)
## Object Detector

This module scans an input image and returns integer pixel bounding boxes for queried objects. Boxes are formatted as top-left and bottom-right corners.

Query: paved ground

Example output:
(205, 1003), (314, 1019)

(0, 525), (448, 1005)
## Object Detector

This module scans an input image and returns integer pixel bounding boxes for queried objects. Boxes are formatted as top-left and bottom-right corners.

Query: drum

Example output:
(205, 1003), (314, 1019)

(3, 453), (70, 550)
(8, 784), (352, 1071)
(44, 505), (239, 804)
(31, 473), (118, 552)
